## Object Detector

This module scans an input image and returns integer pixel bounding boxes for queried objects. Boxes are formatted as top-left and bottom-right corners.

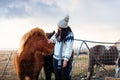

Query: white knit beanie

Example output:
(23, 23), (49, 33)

(58, 15), (69, 28)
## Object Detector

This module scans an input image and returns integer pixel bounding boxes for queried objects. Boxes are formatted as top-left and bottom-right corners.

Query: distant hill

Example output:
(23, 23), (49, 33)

(0, 49), (17, 54)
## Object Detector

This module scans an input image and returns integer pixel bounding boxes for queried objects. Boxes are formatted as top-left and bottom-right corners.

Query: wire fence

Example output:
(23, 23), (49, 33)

(0, 39), (120, 80)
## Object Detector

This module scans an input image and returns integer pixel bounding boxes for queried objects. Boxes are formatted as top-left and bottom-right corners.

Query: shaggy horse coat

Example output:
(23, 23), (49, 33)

(13, 27), (54, 80)
(87, 45), (119, 80)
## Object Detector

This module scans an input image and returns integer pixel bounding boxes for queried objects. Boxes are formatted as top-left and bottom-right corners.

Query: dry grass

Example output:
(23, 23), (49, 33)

(0, 50), (17, 80)
(0, 50), (118, 80)
(105, 77), (120, 80)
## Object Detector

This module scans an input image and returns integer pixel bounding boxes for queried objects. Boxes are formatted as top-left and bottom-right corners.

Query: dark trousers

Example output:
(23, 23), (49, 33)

(53, 58), (72, 80)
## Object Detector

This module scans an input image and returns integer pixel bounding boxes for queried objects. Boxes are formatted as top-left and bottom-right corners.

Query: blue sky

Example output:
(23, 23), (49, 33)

(0, 0), (120, 49)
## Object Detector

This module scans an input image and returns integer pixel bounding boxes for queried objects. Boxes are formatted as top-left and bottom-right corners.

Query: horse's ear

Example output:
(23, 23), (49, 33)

(53, 30), (55, 34)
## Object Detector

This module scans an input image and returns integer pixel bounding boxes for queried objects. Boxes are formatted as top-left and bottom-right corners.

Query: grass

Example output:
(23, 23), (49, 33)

(0, 51), (118, 80)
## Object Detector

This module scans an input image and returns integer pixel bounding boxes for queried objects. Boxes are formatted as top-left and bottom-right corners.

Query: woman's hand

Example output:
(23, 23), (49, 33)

(47, 39), (53, 44)
(63, 60), (68, 68)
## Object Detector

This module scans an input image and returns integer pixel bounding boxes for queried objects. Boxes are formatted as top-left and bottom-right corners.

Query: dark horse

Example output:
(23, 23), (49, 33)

(87, 45), (120, 80)
(43, 31), (55, 80)
(13, 27), (54, 80)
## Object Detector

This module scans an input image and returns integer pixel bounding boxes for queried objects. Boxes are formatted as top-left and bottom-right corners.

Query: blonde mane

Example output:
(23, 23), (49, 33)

(17, 27), (46, 55)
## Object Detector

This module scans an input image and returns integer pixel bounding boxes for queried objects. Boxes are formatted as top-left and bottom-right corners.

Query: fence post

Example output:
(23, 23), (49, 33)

(1, 52), (13, 80)
(70, 41), (84, 76)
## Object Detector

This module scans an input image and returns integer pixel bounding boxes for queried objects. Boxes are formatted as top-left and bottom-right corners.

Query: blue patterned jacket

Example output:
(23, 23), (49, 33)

(50, 32), (74, 61)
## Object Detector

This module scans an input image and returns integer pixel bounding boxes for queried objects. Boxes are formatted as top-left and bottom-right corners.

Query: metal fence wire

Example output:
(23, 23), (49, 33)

(0, 39), (120, 80)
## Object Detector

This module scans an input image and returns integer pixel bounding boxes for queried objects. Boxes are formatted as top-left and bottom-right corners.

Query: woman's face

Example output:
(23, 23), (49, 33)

(57, 27), (62, 34)
(58, 27), (62, 31)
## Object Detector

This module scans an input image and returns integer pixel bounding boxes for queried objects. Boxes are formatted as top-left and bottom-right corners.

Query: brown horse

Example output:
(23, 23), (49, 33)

(13, 27), (54, 80)
(87, 45), (119, 80)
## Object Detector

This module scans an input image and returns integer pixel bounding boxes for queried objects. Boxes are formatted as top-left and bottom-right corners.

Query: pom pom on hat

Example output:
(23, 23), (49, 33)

(58, 15), (69, 28)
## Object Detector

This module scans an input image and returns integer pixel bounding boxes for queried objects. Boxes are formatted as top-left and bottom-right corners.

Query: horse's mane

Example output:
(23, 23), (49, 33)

(17, 27), (47, 55)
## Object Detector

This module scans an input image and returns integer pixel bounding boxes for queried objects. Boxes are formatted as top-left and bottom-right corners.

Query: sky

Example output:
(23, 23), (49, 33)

(0, 0), (120, 49)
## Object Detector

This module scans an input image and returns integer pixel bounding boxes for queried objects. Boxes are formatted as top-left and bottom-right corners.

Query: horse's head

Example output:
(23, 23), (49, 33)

(46, 30), (55, 39)
(18, 27), (54, 56)
(40, 30), (55, 55)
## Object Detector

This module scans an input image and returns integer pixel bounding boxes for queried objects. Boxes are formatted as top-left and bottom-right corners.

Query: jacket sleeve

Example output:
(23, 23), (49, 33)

(50, 33), (57, 43)
(64, 33), (74, 61)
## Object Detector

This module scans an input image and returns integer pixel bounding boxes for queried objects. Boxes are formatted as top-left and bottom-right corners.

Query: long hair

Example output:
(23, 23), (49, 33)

(56, 26), (72, 42)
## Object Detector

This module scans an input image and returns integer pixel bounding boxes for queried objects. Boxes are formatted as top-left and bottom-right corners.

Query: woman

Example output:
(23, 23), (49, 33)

(48, 15), (74, 80)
